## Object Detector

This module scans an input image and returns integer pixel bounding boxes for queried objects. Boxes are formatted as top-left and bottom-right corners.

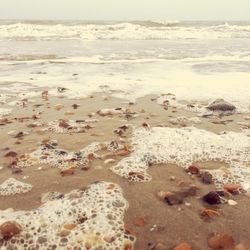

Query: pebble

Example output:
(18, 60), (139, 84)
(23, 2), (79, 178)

(235, 244), (247, 250)
(200, 208), (220, 220)
(200, 171), (213, 184)
(187, 165), (200, 175)
(54, 104), (64, 111)
(173, 243), (192, 250)
(170, 176), (176, 181)
(202, 192), (221, 205)
(208, 234), (234, 249)
(0, 221), (22, 240)
(223, 184), (241, 194)
(12, 168), (23, 174)
(104, 159), (116, 164)
(228, 199), (237, 206)
(60, 168), (74, 176)
(59, 229), (70, 237)
(152, 242), (167, 250)
(103, 235), (115, 243)
(207, 99), (236, 112)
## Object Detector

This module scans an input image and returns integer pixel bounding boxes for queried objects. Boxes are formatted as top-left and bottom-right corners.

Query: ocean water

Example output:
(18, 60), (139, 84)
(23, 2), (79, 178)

(0, 20), (250, 111)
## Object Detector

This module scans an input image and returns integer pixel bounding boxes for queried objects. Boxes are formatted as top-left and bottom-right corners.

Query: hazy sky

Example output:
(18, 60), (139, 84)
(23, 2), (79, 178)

(0, 0), (249, 20)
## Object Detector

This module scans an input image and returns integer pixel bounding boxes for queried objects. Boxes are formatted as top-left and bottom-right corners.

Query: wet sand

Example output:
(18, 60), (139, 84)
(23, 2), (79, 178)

(0, 93), (250, 249)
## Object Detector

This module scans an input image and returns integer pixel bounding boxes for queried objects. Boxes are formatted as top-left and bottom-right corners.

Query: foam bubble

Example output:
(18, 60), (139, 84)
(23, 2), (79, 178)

(17, 141), (123, 170)
(0, 108), (12, 116)
(0, 178), (32, 196)
(17, 143), (101, 170)
(44, 119), (97, 134)
(111, 127), (250, 192)
(0, 181), (135, 249)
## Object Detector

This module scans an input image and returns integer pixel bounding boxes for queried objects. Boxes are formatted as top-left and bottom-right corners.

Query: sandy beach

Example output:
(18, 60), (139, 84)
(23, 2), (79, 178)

(0, 91), (250, 249)
(0, 19), (250, 249)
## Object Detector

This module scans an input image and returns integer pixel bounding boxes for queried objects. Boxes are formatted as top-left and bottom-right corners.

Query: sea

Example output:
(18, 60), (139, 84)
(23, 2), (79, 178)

(0, 20), (250, 112)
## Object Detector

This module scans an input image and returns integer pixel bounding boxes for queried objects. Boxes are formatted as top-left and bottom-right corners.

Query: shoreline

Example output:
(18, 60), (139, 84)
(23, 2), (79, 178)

(0, 92), (250, 249)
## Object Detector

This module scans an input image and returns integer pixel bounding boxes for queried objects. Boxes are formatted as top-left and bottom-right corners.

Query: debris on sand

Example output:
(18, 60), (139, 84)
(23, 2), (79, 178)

(200, 171), (213, 184)
(0, 182), (135, 250)
(200, 208), (220, 221)
(16, 140), (125, 170)
(202, 192), (221, 205)
(207, 99), (236, 112)
(41, 191), (64, 203)
(97, 108), (137, 120)
(97, 108), (125, 116)
(223, 184), (241, 194)
(111, 127), (250, 193)
(44, 119), (96, 133)
(0, 221), (22, 240)
(173, 243), (192, 250)
(204, 99), (236, 117)
(157, 186), (198, 206)
(207, 233), (234, 249)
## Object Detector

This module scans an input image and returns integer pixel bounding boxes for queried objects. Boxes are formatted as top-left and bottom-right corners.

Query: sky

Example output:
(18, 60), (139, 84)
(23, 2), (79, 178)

(0, 0), (249, 21)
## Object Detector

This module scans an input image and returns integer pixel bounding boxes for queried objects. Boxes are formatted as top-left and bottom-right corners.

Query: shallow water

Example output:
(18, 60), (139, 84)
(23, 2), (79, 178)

(0, 20), (250, 111)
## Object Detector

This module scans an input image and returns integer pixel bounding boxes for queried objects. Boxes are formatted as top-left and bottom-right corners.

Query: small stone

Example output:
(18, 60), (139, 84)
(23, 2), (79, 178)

(187, 165), (200, 175)
(208, 234), (234, 249)
(60, 168), (74, 176)
(12, 168), (23, 174)
(64, 111), (75, 115)
(202, 192), (221, 205)
(173, 242), (192, 250)
(59, 229), (70, 237)
(164, 192), (185, 206)
(72, 104), (80, 109)
(63, 224), (77, 230)
(150, 242), (167, 250)
(200, 208), (220, 220)
(235, 244), (247, 250)
(223, 184), (241, 194)
(4, 151), (18, 158)
(54, 104), (64, 111)
(103, 235), (115, 243)
(207, 99), (236, 112)
(170, 176), (176, 181)
(228, 200), (237, 206)
(133, 217), (147, 227)
(157, 191), (173, 200)
(200, 171), (213, 184)
(104, 159), (116, 164)
(0, 221), (22, 240)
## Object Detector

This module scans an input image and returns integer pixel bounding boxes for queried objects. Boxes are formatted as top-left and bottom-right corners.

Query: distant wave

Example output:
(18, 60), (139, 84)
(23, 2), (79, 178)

(0, 21), (250, 41)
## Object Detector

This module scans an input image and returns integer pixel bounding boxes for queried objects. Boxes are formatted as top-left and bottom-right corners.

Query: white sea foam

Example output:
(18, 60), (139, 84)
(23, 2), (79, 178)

(0, 178), (32, 196)
(0, 108), (12, 116)
(111, 127), (250, 192)
(0, 22), (250, 41)
(0, 181), (135, 249)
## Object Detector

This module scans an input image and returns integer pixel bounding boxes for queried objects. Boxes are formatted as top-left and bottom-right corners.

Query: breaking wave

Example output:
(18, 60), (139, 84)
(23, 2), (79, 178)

(0, 21), (250, 41)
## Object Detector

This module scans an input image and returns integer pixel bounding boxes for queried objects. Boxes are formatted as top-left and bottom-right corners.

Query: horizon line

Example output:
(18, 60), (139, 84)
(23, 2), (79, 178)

(0, 18), (250, 22)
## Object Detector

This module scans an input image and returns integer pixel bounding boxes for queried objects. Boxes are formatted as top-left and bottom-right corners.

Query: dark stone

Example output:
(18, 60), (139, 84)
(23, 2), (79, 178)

(200, 171), (213, 184)
(207, 99), (236, 112)
(202, 191), (221, 205)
